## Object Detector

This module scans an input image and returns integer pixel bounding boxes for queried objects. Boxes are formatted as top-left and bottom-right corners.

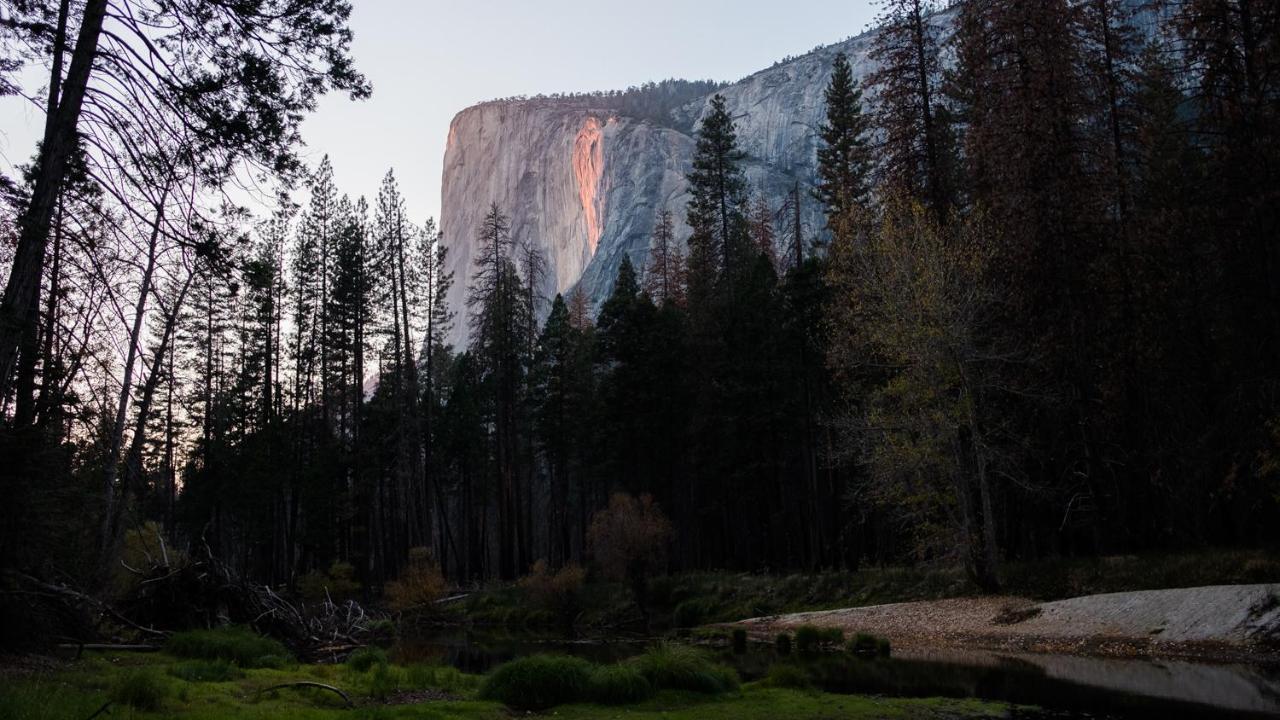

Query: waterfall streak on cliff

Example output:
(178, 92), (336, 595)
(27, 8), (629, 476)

(573, 117), (605, 255)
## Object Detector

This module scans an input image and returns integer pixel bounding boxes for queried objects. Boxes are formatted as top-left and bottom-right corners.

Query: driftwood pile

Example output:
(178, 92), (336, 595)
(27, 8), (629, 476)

(1, 542), (382, 659)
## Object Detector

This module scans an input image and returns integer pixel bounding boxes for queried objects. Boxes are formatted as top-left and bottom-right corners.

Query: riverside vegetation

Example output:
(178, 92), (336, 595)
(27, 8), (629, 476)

(0, 627), (1008, 720)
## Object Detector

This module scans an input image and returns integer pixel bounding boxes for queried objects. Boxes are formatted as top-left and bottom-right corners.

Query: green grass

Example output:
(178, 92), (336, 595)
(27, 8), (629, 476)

(167, 658), (245, 682)
(0, 649), (1013, 720)
(109, 669), (172, 711)
(553, 687), (1009, 719)
(165, 626), (292, 668)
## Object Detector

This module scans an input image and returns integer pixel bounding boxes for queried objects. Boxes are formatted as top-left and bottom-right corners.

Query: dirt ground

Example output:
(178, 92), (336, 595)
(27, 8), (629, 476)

(733, 584), (1280, 663)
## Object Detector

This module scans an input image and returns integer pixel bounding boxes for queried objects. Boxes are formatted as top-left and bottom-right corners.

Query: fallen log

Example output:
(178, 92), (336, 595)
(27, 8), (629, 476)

(58, 643), (161, 652)
(254, 681), (354, 708)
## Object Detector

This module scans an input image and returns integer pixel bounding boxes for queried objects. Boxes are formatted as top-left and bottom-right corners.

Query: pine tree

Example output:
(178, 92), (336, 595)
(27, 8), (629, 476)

(467, 203), (528, 579)
(748, 192), (778, 268)
(567, 286), (592, 330)
(815, 52), (873, 226)
(686, 94), (749, 286)
(530, 294), (594, 566)
(643, 208), (685, 306)
(868, 0), (954, 216)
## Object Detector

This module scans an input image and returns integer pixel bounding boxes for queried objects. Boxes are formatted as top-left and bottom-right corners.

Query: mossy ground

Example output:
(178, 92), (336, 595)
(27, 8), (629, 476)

(0, 650), (1013, 719)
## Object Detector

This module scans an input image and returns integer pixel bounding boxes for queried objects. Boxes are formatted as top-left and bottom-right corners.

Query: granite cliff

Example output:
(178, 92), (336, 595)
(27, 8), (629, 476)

(439, 15), (954, 346)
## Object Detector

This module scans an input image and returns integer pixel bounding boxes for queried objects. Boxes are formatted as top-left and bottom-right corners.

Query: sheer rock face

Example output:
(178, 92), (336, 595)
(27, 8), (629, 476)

(439, 19), (911, 347)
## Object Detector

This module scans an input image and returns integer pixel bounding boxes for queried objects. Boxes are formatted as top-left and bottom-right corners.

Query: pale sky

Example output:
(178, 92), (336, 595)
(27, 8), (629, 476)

(1, 1), (879, 223)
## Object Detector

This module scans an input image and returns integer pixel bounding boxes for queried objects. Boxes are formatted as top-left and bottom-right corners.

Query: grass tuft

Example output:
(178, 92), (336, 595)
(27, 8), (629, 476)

(109, 669), (170, 711)
(631, 642), (739, 694)
(345, 646), (388, 672)
(795, 624), (843, 654)
(478, 654), (593, 711)
(588, 663), (653, 704)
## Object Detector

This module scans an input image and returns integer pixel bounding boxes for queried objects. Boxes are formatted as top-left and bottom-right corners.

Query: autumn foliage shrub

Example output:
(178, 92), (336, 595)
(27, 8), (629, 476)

(518, 559), (587, 625)
(587, 493), (674, 618)
(296, 560), (361, 603)
(384, 547), (447, 613)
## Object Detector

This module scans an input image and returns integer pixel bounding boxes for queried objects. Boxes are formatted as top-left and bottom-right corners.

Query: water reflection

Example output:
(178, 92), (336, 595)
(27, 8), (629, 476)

(393, 628), (1280, 719)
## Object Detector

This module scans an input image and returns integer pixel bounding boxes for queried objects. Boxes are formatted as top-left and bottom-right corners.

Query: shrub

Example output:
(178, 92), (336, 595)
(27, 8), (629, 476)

(587, 493), (674, 617)
(167, 659), (244, 682)
(672, 597), (715, 627)
(297, 560), (361, 603)
(110, 669), (170, 711)
(385, 547), (447, 613)
(588, 663), (653, 704)
(365, 618), (397, 640)
(166, 626), (291, 668)
(764, 662), (812, 690)
(114, 522), (185, 597)
(795, 625), (843, 654)
(346, 646), (388, 672)
(519, 560), (587, 624)
(848, 632), (890, 657)
(631, 642), (739, 694)
(776, 633), (792, 655)
(479, 655), (593, 711)
(732, 628), (748, 654)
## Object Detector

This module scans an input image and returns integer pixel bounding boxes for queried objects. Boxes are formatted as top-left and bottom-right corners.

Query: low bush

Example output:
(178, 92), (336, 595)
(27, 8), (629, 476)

(165, 626), (291, 668)
(385, 547), (447, 613)
(848, 632), (891, 657)
(588, 663), (653, 704)
(795, 624), (843, 654)
(631, 642), (739, 694)
(672, 597), (716, 627)
(776, 632), (792, 655)
(110, 669), (171, 711)
(167, 659), (244, 682)
(365, 618), (397, 641)
(519, 560), (587, 625)
(764, 662), (812, 690)
(297, 560), (361, 603)
(478, 655), (593, 711)
(346, 646), (388, 672)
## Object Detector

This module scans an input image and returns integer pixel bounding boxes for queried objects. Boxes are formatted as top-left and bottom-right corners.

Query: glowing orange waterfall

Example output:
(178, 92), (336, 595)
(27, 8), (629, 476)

(573, 116), (605, 255)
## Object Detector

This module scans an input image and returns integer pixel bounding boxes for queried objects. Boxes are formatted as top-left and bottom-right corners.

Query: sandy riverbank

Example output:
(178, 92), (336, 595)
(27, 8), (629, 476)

(733, 584), (1280, 663)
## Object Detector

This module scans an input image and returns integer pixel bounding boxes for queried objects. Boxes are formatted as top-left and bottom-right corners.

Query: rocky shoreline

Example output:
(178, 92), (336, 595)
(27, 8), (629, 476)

(733, 585), (1280, 665)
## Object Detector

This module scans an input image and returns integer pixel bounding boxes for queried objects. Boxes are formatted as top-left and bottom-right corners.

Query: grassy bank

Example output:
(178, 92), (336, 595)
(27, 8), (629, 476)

(451, 549), (1280, 630)
(0, 648), (1013, 720)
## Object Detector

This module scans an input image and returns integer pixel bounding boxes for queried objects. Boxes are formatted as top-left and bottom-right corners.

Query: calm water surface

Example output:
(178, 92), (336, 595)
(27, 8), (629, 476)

(393, 628), (1280, 719)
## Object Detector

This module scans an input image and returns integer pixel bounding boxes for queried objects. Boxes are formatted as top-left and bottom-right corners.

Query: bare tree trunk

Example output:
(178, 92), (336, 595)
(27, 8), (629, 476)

(98, 191), (169, 573)
(119, 272), (195, 538)
(0, 0), (108, 408)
